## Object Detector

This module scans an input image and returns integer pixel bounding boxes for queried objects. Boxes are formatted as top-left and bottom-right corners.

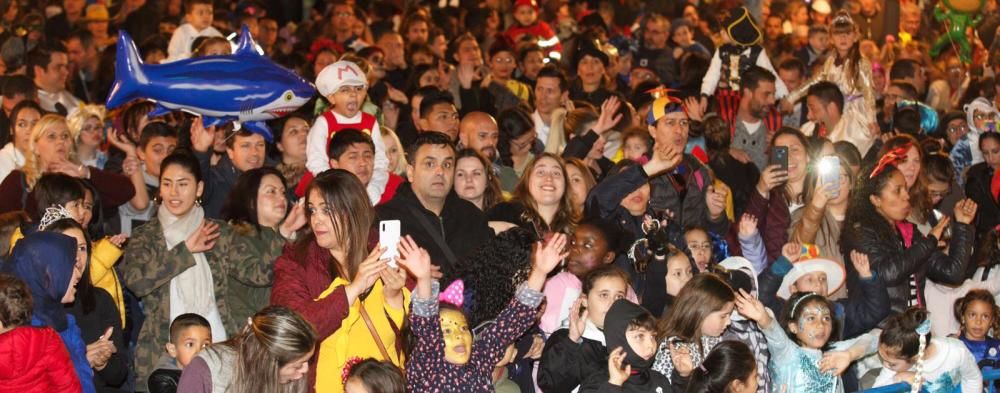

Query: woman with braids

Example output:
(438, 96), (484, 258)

(839, 146), (978, 317)
(781, 11), (879, 157)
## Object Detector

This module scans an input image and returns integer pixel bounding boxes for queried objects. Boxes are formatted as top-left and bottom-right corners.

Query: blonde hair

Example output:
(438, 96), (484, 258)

(66, 105), (106, 142)
(23, 115), (75, 188)
(380, 127), (408, 176)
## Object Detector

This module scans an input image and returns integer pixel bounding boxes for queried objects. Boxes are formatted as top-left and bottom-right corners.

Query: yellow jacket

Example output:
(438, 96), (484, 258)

(314, 278), (409, 393)
(90, 238), (126, 327)
(10, 229), (126, 327)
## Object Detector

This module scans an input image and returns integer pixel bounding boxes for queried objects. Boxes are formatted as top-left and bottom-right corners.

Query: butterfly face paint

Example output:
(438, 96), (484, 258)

(793, 302), (833, 350)
(440, 308), (473, 365)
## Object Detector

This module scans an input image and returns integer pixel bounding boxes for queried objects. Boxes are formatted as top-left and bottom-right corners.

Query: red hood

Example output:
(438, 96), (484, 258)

(0, 326), (78, 392)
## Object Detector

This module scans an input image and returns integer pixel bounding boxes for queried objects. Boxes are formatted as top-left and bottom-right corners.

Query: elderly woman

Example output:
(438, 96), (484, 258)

(0, 114), (133, 215)
(67, 105), (108, 169)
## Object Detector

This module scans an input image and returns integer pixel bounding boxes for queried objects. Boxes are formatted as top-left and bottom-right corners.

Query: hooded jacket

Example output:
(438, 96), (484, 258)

(0, 326), (82, 393)
(579, 300), (674, 393)
(1, 232), (96, 393)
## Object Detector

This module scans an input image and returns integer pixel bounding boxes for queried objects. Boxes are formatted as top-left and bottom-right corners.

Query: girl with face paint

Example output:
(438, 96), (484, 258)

(403, 233), (567, 392)
(735, 291), (873, 393)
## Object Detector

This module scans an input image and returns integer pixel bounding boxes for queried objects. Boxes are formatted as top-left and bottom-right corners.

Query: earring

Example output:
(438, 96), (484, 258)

(196, 197), (203, 206)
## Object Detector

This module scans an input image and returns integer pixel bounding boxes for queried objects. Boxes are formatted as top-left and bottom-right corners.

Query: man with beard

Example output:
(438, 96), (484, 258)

(732, 66), (778, 170)
(459, 111), (520, 190)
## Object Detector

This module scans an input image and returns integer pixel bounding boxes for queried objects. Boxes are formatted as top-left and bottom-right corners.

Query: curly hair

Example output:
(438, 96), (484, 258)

(955, 289), (1000, 338)
(450, 227), (537, 327)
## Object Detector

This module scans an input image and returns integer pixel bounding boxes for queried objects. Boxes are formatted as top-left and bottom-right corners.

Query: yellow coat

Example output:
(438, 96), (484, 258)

(314, 278), (409, 393)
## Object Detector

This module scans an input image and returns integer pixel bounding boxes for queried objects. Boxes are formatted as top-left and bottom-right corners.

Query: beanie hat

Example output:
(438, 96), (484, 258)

(724, 7), (762, 47)
(574, 38), (609, 69)
(513, 0), (540, 12)
(316, 60), (368, 97)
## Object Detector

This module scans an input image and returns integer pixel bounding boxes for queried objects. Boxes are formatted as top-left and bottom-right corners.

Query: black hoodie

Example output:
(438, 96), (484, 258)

(579, 300), (675, 393)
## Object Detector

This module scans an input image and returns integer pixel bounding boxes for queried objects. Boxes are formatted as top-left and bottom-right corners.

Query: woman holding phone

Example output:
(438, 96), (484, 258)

(270, 169), (408, 392)
(746, 127), (812, 260)
(789, 155), (854, 298)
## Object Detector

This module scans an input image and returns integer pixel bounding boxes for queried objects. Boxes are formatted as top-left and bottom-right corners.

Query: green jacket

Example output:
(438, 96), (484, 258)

(225, 224), (287, 328)
(122, 217), (276, 390)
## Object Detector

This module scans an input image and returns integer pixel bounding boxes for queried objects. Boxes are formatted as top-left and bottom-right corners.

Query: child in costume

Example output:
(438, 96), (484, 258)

(950, 97), (998, 179)
(873, 308), (982, 393)
(301, 60), (389, 203)
(783, 11), (878, 156)
(503, 0), (561, 57)
(404, 233), (565, 392)
(700, 7), (788, 129)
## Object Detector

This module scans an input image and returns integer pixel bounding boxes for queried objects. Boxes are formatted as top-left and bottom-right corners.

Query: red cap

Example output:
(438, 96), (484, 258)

(514, 0), (539, 11)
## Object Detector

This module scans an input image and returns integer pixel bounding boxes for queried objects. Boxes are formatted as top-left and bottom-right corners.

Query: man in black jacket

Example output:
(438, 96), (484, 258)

(376, 132), (493, 278)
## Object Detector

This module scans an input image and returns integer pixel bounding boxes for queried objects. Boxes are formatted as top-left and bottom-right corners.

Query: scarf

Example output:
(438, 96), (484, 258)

(159, 204), (227, 341)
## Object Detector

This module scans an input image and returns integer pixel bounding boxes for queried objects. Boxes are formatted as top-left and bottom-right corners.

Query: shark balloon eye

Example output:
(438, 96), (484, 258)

(285, 92), (293, 101)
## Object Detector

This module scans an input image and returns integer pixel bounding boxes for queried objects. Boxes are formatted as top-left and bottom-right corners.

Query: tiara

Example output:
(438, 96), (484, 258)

(38, 205), (75, 231)
(832, 11), (855, 26)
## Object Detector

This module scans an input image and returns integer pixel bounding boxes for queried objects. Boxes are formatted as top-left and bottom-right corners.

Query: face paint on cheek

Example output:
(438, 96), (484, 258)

(440, 309), (473, 365)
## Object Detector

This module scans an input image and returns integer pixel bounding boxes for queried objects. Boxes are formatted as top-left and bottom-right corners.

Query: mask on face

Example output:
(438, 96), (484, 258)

(440, 308), (473, 365)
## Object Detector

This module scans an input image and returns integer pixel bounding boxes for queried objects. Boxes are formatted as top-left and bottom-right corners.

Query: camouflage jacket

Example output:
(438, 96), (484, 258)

(225, 224), (287, 329)
(122, 217), (274, 390)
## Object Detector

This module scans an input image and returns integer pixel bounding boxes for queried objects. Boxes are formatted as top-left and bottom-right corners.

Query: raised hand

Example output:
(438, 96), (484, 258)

(850, 250), (872, 279)
(608, 347), (632, 386)
(396, 235), (432, 281)
(738, 213), (758, 239)
(379, 265), (407, 302)
(756, 165), (789, 196)
(929, 215), (950, 241)
(108, 130), (137, 157)
(278, 199), (307, 239)
(592, 96), (623, 135)
(953, 198), (978, 225)
(107, 234), (129, 248)
(644, 143), (682, 175)
(567, 295), (589, 343)
(346, 245), (388, 302)
(529, 233), (569, 287)
(729, 148), (753, 164)
(734, 289), (771, 327)
(706, 184), (728, 220)
(48, 159), (89, 179)
(781, 242), (801, 263)
(684, 96), (706, 122)
(190, 117), (216, 153)
(185, 221), (220, 253)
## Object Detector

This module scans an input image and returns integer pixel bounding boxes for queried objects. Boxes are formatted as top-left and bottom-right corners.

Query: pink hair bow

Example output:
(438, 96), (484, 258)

(440, 279), (465, 308)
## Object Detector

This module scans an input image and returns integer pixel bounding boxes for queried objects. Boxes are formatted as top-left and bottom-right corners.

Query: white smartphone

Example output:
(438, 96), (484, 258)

(379, 220), (401, 268)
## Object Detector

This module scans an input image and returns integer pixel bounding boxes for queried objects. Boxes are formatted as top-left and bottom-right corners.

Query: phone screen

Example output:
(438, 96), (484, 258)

(379, 220), (401, 267)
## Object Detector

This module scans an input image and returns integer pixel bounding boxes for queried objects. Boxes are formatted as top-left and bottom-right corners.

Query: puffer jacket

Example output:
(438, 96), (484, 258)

(840, 219), (974, 317)
(0, 326), (82, 393)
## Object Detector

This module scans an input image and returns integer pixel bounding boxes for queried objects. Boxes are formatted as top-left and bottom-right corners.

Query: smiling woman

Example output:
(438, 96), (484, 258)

(122, 152), (280, 389)
(487, 153), (578, 237)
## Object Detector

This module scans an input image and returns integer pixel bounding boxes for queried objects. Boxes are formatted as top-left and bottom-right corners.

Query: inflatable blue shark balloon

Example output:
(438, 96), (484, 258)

(106, 25), (315, 142)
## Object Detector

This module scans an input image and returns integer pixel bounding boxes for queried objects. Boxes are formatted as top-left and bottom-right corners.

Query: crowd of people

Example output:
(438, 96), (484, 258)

(1, 0), (1000, 392)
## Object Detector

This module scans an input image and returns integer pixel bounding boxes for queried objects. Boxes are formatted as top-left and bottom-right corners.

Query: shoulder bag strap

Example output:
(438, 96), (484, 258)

(408, 201), (459, 269)
(358, 303), (394, 363)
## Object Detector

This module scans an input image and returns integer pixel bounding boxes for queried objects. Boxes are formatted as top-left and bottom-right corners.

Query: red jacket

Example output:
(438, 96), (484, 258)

(0, 326), (82, 393)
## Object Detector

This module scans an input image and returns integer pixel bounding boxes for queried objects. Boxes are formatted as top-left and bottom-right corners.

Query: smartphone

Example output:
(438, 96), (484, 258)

(379, 220), (401, 268)
(819, 156), (841, 198)
(771, 146), (789, 172)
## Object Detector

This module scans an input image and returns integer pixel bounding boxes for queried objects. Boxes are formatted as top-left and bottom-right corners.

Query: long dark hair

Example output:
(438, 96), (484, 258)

(830, 11), (863, 87)
(841, 163), (902, 253)
(511, 153), (579, 235)
(220, 306), (317, 393)
(657, 274), (735, 347)
(497, 106), (535, 167)
(878, 135), (928, 223)
(769, 127), (811, 204)
(9, 100), (42, 143)
(686, 341), (756, 393)
(300, 169), (375, 280)
(222, 167), (288, 232)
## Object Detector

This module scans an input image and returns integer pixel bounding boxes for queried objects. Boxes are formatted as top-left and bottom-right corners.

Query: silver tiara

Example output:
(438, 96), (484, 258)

(38, 205), (75, 231)
(832, 11), (855, 26)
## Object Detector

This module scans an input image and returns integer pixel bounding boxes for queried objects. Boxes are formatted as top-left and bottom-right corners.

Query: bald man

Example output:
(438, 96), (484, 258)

(459, 111), (519, 191)
(459, 111), (500, 162)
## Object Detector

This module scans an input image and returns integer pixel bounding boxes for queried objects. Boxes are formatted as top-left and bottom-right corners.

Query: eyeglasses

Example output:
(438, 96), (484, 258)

(928, 188), (951, 199)
(492, 57), (514, 64)
(947, 125), (968, 134)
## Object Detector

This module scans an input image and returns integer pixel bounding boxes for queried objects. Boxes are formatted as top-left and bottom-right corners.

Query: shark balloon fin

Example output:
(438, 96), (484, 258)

(234, 24), (260, 57)
(201, 115), (227, 128)
(148, 103), (174, 118)
(240, 121), (274, 143)
(106, 30), (149, 109)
